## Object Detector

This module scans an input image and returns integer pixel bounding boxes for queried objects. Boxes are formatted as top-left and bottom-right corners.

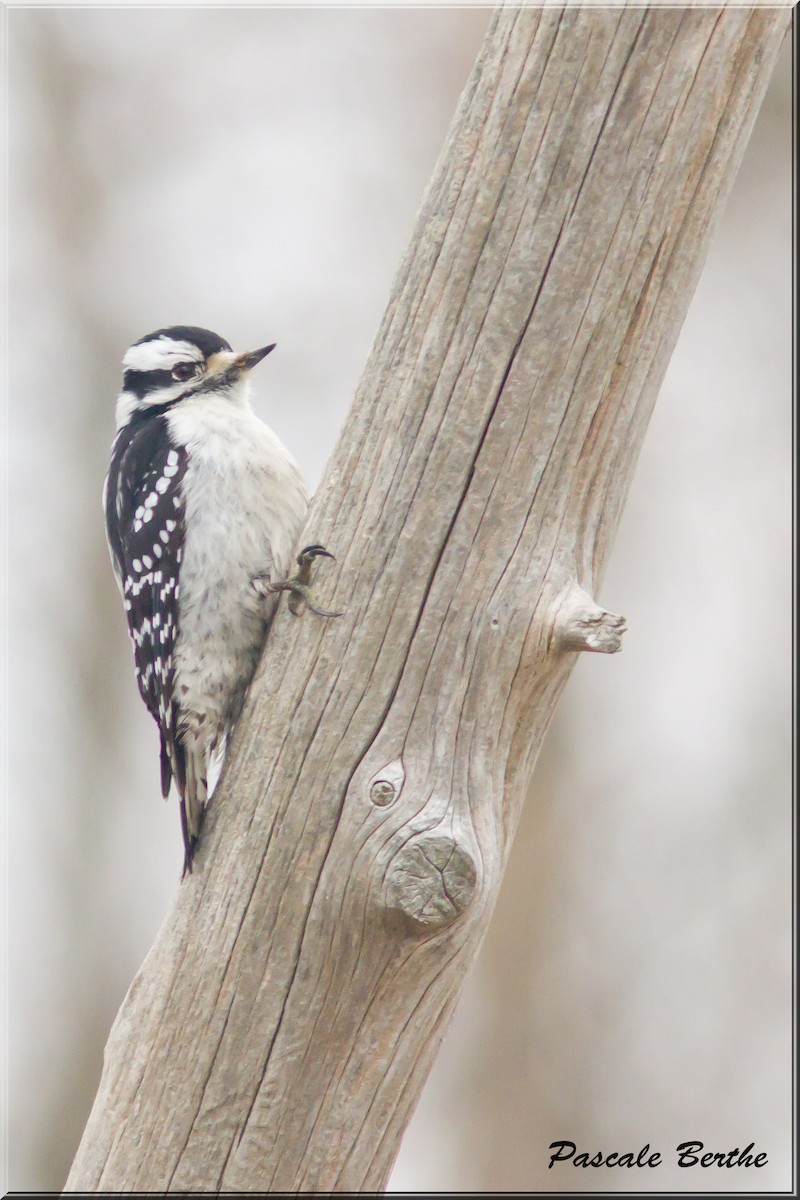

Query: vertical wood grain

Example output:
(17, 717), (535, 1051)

(67, 6), (790, 1192)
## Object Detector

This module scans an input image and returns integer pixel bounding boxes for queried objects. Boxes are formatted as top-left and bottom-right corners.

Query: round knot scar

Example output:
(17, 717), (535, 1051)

(384, 835), (478, 930)
(370, 780), (396, 807)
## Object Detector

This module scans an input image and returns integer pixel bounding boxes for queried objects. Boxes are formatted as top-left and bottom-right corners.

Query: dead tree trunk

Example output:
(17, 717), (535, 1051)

(68, 6), (789, 1193)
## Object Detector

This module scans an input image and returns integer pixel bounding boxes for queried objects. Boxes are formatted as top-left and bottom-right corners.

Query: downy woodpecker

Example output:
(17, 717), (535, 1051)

(104, 326), (336, 874)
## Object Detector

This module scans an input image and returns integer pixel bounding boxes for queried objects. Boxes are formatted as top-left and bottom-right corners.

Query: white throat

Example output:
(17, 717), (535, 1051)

(115, 378), (251, 432)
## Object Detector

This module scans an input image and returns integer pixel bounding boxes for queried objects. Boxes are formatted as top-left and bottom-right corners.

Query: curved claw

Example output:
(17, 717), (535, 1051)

(298, 544), (335, 564)
(265, 579), (343, 619)
(299, 596), (344, 619)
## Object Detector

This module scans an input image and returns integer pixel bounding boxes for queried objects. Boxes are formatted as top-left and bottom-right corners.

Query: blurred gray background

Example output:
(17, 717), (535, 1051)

(6, 8), (791, 1193)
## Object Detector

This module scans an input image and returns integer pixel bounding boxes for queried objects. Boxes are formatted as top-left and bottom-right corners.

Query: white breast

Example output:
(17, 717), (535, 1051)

(167, 387), (308, 735)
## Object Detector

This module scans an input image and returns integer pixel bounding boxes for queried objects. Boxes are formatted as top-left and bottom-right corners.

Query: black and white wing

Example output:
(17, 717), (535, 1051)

(104, 411), (188, 797)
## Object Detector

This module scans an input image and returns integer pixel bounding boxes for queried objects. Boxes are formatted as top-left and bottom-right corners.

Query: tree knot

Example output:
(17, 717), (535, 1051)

(384, 833), (478, 931)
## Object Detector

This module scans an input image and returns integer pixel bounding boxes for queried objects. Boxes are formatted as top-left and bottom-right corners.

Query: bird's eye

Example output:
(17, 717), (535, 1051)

(172, 362), (199, 382)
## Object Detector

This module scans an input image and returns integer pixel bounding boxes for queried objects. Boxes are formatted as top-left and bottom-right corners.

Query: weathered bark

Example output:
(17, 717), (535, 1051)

(68, 6), (789, 1193)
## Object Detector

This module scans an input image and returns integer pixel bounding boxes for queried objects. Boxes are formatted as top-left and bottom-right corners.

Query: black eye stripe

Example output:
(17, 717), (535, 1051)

(123, 368), (176, 399)
(123, 363), (201, 397)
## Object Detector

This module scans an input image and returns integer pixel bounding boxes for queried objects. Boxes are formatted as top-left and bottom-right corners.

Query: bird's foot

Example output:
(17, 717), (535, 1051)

(252, 544), (343, 618)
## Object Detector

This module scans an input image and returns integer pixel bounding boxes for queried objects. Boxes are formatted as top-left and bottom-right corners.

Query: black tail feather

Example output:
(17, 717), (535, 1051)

(159, 733), (172, 799)
(179, 795), (199, 878)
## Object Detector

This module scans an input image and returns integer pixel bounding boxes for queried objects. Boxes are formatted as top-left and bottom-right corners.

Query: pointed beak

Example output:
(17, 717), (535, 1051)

(233, 344), (276, 374)
(198, 344), (277, 392)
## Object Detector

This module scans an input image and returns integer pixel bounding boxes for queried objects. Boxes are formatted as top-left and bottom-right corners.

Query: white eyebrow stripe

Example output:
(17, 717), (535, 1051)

(122, 338), (204, 372)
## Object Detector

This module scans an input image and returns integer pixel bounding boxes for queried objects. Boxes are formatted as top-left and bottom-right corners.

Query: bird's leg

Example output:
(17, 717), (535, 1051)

(252, 544), (343, 618)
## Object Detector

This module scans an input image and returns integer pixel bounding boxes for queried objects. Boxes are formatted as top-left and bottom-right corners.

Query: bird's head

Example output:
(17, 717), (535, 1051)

(116, 325), (275, 426)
